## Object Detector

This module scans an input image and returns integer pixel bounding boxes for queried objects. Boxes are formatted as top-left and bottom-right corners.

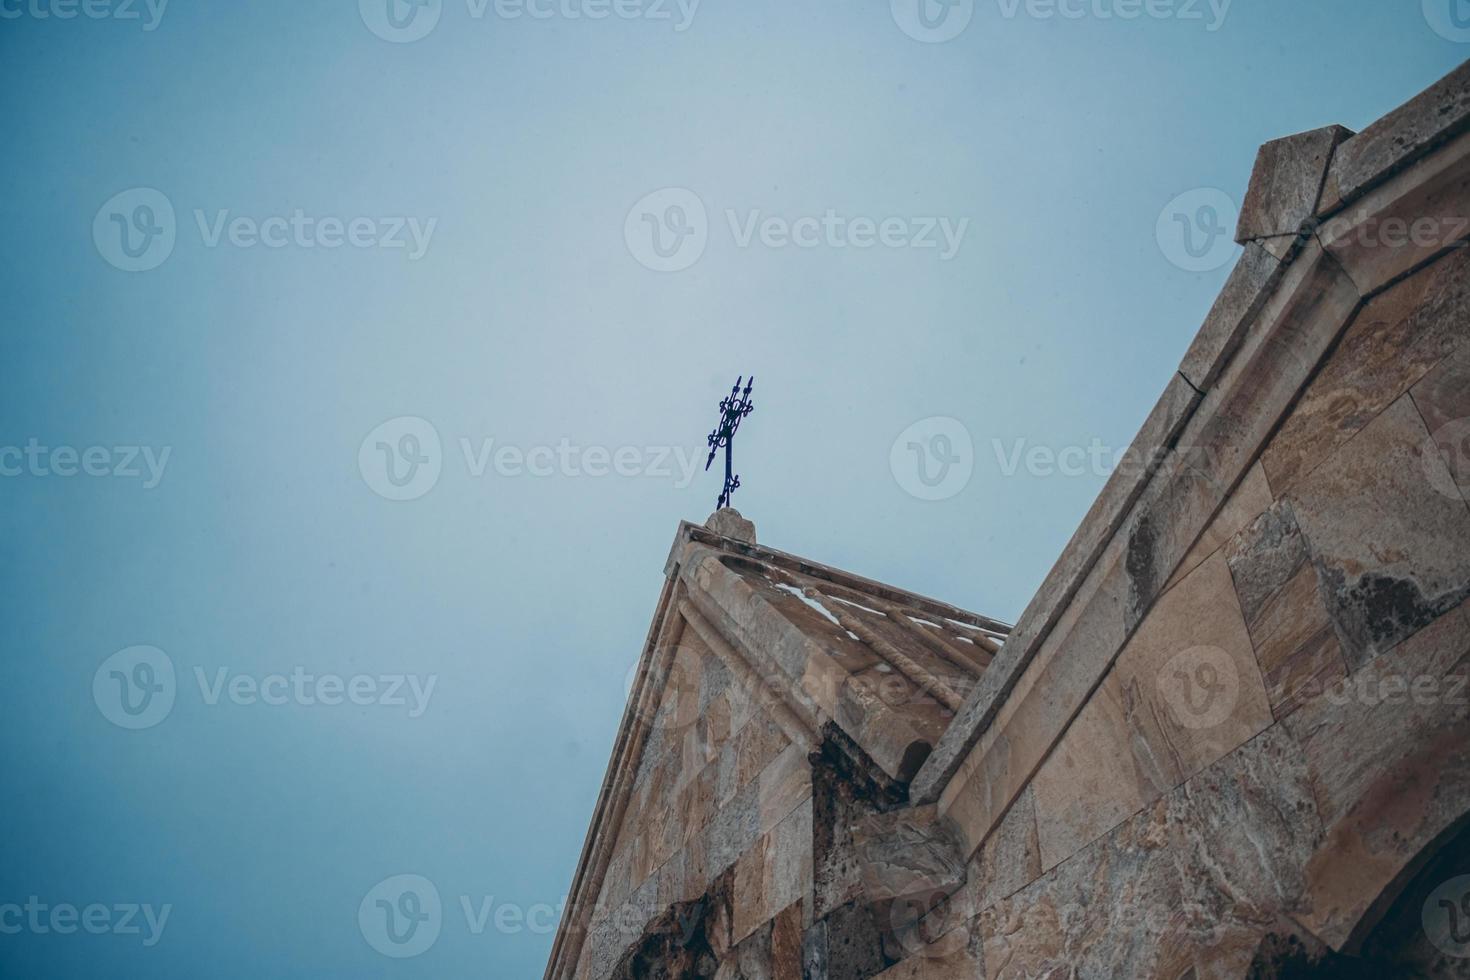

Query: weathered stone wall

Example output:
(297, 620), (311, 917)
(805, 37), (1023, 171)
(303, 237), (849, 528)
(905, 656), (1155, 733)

(948, 265), (1470, 974)
(553, 522), (1007, 980)
(572, 626), (814, 979)
(880, 66), (1470, 980)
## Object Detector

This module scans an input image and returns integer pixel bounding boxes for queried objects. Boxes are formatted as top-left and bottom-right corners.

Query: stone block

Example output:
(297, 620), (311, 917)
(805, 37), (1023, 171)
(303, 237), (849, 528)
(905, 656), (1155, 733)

(1412, 340), (1470, 499)
(1161, 460), (1274, 594)
(732, 831), (768, 945)
(1180, 242), (1286, 392)
(981, 725), (1324, 979)
(1322, 59), (1470, 210)
(1247, 563), (1346, 722)
(851, 804), (966, 934)
(976, 784), (1042, 910)
(1318, 127), (1470, 298)
(765, 801), (812, 932)
(706, 507), (757, 544)
(1284, 604), (1470, 949)
(770, 902), (803, 980)
(1164, 725), (1325, 975)
(1236, 125), (1353, 242)
(1288, 395), (1470, 667)
(708, 777), (763, 880)
(979, 791), (1187, 979)
(757, 742), (811, 836)
(1031, 552), (1271, 870)
(802, 902), (889, 980)
(1226, 500), (1347, 720)
(1263, 246), (1470, 495)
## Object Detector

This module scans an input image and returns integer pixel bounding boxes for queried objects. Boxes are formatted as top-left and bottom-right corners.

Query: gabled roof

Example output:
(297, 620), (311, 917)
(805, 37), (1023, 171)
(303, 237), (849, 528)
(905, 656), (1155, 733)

(544, 512), (1009, 980)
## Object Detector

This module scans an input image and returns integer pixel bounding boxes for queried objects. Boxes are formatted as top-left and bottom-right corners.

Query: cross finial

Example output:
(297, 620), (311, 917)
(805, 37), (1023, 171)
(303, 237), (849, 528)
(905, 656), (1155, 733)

(704, 376), (755, 510)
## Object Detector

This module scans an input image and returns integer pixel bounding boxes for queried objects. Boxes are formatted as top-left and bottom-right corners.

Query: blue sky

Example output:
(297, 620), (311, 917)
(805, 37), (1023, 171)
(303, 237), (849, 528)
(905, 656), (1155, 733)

(0, 2), (1463, 976)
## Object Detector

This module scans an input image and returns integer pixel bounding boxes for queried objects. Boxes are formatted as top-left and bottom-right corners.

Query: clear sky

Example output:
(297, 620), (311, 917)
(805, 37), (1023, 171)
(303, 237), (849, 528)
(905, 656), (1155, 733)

(0, 1), (1462, 976)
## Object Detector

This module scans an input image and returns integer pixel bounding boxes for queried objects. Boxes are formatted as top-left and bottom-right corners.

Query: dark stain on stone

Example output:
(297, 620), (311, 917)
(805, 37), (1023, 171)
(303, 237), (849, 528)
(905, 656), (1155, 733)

(802, 901), (891, 980)
(811, 725), (909, 923)
(610, 868), (734, 980)
(1127, 512), (1159, 630)
(1315, 563), (1470, 669)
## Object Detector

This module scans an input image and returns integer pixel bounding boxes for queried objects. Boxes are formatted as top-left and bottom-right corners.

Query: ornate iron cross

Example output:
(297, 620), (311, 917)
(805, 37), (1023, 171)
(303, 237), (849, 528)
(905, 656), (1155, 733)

(705, 376), (755, 510)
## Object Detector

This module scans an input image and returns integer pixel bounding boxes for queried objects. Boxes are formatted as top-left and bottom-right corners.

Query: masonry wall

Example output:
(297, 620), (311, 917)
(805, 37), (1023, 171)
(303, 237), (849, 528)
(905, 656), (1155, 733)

(572, 623), (815, 979)
(886, 88), (1470, 979)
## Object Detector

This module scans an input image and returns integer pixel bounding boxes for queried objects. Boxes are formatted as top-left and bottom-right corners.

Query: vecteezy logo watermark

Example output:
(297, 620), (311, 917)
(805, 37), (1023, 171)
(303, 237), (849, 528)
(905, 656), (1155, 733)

(625, 188), (971, 272)
(93, 189), (437, 272)
(0, 899), (172, 947)
(1424, 417), (1470, 501)
(360, 875), (442, 958)
(891, 0), (974, 43)
(360, 0), (699, 42)
(890, 417), (974, 501)
(1424, 0), (1470, 42)
(360, 0), (443, 42)
(93, 188), (176, 273)
(995, 0), (1231, 30)
(0, 440), (171, 488)
(1156, 188), (1238, 273)
(93, 648), (438, 728)
(359, 417), (444, 502)
(1157, 646), (1238, 730)
(358, 876), (565, 958)
(93, 646), (177, 730)
(1424, 875), (1470, 958)
(0, 0), (168, 30)
(624, 188), (708, 273)
(358, 417), (706, 500)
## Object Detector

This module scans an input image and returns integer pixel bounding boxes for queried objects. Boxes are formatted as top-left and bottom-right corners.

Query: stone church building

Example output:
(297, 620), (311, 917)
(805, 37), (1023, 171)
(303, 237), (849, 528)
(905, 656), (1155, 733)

(546, 63), (1470, 978)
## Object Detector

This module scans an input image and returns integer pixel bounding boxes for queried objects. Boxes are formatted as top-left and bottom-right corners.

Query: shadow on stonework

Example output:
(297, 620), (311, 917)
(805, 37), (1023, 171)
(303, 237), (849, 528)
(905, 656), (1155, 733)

(1249, 814), (1470, 978)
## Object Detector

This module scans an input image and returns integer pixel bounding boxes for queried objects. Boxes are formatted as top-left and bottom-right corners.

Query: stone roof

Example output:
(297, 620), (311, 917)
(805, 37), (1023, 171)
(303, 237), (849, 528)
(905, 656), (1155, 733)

(544, 511), (1009, 979)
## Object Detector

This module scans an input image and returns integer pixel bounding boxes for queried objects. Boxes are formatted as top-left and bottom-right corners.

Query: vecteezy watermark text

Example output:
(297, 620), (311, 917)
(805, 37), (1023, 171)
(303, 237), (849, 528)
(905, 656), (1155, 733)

(995, 0), (1231, 30)
(192, 211), (436, 259)
(93, 188), (436, 272)
(358, 0), (698, 43)
(0, 899), (171, 947)
(358, 416), (704, 501)
(93, 646), (438, 730)
(0, 0), (168, 30)
(624, 188), (970, 273)
(0, 440), (170, 489)
(1310, 211), (1470, 252)
(194, 667), (436, 717)
(891, 0), (1231, 43)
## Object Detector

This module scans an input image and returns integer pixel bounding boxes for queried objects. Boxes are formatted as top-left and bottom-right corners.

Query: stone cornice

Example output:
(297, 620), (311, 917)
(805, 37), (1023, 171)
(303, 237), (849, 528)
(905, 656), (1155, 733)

(911, 59), (1470, 819)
